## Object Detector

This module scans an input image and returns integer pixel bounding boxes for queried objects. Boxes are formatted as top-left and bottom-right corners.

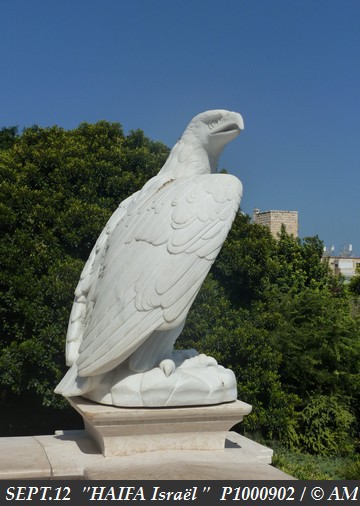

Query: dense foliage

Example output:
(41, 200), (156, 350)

(182, 220), (360, 455)
(0, 123), (169, 433)
(272, 443), (360, 479)
(0, 122), (359, 460)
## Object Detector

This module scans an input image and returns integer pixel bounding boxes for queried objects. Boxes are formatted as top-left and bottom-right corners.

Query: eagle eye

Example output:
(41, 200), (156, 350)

(208, 119), (221, 129)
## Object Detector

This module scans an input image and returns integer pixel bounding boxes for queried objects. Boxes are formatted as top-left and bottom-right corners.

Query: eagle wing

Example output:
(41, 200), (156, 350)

(75, 173), (242, 377)
(65, 191), (140, 366)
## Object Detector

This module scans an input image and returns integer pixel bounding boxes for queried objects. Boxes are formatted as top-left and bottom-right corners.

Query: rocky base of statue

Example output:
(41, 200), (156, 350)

(81, 350), (237, 407)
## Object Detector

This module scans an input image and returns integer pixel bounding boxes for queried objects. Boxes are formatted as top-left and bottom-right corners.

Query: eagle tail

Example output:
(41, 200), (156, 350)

(54, 363), (95, 397)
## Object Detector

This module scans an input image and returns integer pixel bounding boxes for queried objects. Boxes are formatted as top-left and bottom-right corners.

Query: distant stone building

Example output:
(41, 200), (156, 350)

(323, 245), (360, 281)
(253, 209), (298, 238)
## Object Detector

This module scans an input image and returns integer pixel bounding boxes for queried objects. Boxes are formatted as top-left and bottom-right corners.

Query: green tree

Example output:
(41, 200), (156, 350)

(0, 121), (169, 435)
(211, 213), (279, 307)
(271, 287), (360, 400)
(348, 266), (360, 296)
(0, 126), (18, 150)
(297, 394), (356, 455)
(183, 217), (360, 453)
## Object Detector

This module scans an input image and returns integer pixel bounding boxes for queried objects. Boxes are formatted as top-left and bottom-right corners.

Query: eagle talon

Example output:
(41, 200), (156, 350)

(159, 359), (176, 377)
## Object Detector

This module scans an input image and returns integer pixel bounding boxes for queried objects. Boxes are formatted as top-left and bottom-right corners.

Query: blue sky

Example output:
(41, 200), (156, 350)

(2, 1), (359, 255)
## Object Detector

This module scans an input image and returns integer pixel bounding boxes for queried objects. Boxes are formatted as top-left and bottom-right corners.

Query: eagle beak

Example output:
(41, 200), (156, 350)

(211, 112), (244, 142)
(233, 112), (244, 131)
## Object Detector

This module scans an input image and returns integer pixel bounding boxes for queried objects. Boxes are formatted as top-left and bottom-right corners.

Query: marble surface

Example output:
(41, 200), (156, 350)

(0, 430), (295, 480)
(0, 436), (50, 479)
(83, 355), (237, 407)
(0, 396), (295, 481)
(68, 396), (252, 457)
(55, 110), (244, 407)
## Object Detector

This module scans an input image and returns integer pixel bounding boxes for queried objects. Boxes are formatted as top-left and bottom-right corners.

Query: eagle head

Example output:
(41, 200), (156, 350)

(190, 109), (243, 145)
(159, 109), (244, 177)
(181, 110), (244, 172)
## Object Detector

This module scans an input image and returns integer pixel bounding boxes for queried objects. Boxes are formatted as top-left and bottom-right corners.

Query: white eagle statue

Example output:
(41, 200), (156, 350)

(55, 110), (244, 407)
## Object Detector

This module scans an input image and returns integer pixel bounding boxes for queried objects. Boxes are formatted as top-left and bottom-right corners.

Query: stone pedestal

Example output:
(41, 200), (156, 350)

(68, 396), (252, 457)
(0, 396), (296, 480)
(0, 430), (296, 480)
